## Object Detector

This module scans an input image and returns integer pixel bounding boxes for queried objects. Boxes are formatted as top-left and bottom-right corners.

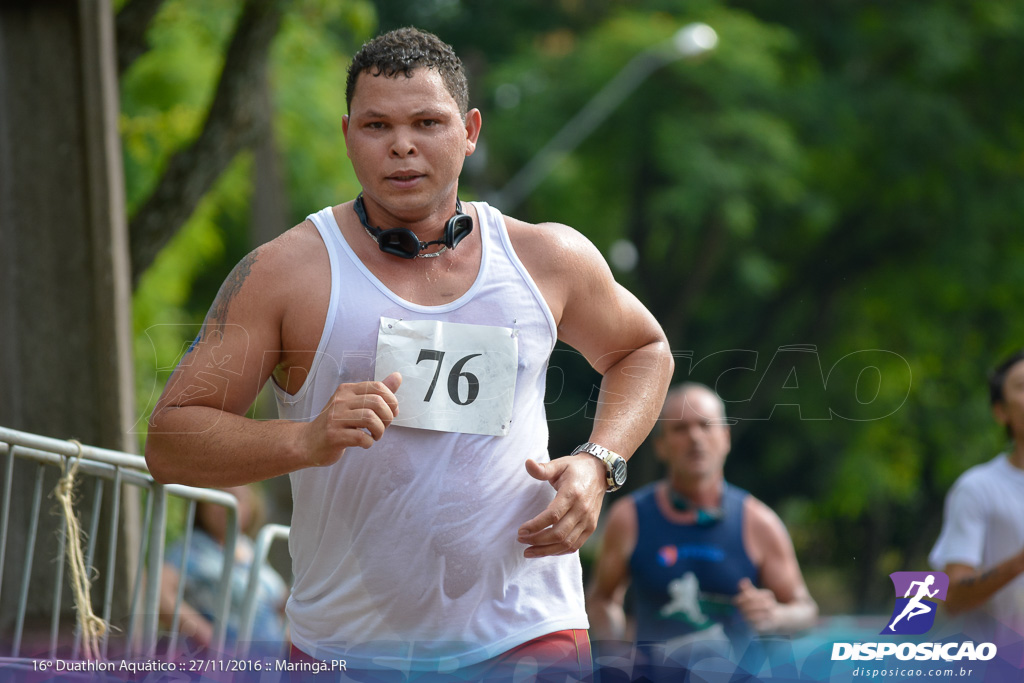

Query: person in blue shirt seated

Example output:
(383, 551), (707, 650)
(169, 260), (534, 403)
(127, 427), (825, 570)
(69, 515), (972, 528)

(160, 484), (288, 656)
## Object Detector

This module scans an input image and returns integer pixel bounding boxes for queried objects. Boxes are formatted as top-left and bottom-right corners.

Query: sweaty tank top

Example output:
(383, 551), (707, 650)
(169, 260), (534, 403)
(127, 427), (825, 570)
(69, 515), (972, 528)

(274, 202), (588, 670)
(629, 482), (757, 643)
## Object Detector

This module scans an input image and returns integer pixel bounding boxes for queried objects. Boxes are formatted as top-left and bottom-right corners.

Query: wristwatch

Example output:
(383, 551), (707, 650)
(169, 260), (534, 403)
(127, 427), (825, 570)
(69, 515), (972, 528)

(571, 442), (627, 492)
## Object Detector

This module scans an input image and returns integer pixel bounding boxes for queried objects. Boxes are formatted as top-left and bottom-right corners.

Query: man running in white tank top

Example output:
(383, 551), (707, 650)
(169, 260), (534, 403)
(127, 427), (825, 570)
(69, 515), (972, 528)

(146, 26), (673, 680)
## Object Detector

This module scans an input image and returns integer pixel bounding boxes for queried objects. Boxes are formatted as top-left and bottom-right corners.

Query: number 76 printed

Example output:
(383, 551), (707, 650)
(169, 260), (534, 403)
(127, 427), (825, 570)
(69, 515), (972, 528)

(375, 318), (518, 437)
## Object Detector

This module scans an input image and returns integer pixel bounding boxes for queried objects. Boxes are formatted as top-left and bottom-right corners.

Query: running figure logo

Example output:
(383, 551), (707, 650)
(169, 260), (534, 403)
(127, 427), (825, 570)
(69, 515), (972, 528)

(660, 572), (710, 628)
(882, 572), (949, 635)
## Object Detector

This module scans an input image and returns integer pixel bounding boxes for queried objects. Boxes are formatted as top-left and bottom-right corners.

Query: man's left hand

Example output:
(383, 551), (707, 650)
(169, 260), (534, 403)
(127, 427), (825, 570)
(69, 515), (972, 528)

(734, 577), (781, 633)
(517, 454), (607, 558)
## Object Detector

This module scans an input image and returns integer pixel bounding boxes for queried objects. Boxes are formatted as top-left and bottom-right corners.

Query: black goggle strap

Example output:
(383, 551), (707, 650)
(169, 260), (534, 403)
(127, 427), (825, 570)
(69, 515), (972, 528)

(352, 193), (379, 238)
(354, 193), (467, 251)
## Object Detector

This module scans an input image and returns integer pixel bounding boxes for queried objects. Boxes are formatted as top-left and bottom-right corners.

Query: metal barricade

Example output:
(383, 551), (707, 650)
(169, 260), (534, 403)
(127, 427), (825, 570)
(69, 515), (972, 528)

(237, 523), (290, 658)
(0, 426), (247, 670)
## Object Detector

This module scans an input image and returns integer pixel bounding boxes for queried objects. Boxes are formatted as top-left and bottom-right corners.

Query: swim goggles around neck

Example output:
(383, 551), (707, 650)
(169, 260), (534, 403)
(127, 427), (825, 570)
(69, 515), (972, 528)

(353, 193), (473, 259)
(668, 487), (724, 526)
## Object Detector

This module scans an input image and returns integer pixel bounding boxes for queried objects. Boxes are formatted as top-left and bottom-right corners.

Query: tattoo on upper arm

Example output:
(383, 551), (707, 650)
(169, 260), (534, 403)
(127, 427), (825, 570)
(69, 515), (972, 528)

(203, 251), (259, 334)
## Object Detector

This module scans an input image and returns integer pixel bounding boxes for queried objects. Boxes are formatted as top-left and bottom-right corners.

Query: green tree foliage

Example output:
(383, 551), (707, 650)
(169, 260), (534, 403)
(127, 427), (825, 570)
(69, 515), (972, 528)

(125, 0), (372, 435)
(125, 0), (1024, 613)
(460, 1), (1024, 612)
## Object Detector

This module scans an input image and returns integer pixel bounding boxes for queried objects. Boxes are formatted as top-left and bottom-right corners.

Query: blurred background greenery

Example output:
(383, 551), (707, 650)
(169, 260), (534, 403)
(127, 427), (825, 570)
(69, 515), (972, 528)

(121, 0), (1024, 615)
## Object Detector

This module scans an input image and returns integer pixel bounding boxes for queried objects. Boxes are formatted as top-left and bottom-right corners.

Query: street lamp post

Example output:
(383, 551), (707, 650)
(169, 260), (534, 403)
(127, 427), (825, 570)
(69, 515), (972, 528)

(489, 23), (718, 211)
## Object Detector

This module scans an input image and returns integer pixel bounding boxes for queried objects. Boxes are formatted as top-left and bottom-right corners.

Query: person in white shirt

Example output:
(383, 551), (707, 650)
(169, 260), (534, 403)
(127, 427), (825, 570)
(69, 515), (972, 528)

(929, 349), (1024, 636)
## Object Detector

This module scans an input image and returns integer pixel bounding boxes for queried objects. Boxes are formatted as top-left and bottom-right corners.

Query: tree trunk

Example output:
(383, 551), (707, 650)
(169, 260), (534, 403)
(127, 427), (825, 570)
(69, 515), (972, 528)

(128, 0), (287, 286)
(0, 0), (139, 653)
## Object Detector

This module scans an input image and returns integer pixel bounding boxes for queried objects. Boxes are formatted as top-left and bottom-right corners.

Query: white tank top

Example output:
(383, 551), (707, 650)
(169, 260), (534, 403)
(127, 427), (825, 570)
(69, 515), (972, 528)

(275, 202), (588, 670)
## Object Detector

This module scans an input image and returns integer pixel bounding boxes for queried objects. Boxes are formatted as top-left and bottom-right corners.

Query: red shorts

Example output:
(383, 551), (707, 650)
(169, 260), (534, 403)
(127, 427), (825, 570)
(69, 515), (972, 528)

(482, 628), (592, 678)
(289, 629), (592, 681)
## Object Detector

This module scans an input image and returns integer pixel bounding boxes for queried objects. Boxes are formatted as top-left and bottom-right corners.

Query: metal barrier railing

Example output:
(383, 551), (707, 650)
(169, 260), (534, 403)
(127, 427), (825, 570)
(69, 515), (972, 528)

(237, 523), (290, 658)
(0, 425), (275, 667)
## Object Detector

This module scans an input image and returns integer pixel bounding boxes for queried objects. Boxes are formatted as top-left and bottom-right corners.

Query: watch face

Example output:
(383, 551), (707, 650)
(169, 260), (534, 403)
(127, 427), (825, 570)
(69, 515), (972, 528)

(611, 459), (628, 486)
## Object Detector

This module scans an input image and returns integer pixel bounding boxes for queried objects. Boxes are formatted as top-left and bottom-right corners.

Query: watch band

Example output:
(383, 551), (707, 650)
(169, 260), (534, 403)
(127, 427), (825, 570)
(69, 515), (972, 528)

(571, 441), (627, 492)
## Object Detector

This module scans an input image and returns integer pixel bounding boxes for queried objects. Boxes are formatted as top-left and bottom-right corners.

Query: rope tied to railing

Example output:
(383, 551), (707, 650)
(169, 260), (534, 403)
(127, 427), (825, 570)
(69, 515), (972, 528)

(55, 439), (108, 660)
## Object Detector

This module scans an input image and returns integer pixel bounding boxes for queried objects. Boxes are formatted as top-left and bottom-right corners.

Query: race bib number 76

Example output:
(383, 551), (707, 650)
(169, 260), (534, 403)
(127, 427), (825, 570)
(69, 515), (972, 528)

(374, 317), (518, 437)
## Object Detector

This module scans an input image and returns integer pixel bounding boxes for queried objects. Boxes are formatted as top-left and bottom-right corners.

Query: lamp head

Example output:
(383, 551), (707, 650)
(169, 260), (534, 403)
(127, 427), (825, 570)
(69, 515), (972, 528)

(673, 23), (718, 57)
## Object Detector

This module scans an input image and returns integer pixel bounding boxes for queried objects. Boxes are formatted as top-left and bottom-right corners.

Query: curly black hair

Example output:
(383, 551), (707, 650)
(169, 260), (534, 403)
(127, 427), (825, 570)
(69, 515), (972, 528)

(345, 27), (469, 115)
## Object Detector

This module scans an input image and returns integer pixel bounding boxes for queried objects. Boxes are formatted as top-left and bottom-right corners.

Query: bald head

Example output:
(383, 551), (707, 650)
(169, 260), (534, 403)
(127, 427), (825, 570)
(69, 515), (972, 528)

(654, 383), (732, 482)
(657, 383), (727, 436)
